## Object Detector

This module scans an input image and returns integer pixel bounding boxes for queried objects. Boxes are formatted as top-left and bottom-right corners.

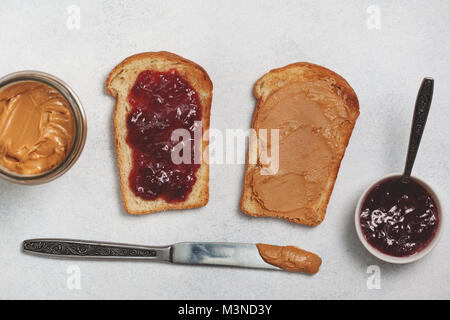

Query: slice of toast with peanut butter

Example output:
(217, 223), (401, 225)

(240, 63), (359, 226)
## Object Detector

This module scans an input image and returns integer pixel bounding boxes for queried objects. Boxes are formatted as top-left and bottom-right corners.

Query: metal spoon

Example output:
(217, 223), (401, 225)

(402, 77), (434, 183)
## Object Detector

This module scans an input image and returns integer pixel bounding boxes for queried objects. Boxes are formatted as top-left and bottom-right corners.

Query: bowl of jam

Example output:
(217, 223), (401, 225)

(355, 173), (442, 263)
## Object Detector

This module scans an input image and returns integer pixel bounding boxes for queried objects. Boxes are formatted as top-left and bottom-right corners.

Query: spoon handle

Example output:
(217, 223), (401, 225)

(403, 77), (434, 181)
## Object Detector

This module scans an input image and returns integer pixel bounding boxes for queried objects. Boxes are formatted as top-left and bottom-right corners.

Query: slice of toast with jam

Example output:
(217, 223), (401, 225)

(106, 52), (212, 214)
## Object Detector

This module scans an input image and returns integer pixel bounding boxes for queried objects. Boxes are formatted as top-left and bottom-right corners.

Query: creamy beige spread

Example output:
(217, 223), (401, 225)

(249, 81), (350, 223)
(257, 243), (321, 274)
(0, 81), (75, 175)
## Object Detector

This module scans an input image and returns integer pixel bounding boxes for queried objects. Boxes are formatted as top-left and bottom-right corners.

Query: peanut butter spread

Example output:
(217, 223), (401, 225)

(257, 243), (321, 274)
(0, 81), (75, 175)
(250, 81), (351, 223)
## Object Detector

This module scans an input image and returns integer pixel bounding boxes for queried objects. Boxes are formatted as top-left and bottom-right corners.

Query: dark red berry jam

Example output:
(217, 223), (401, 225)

(360, 176), (439, 257)
(126, 69), (202, 202)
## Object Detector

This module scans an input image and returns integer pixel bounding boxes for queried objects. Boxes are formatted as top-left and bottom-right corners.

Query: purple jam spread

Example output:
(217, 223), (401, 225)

(126, 69), (202, 202)
(360, 177), (439, 257)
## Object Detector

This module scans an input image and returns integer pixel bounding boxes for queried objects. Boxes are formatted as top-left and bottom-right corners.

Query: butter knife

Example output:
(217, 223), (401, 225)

(22, 239), (281, 271)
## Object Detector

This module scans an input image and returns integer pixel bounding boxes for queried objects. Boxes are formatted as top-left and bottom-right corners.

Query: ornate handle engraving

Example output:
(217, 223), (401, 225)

(403, 78), (434, 181)
(22, 239), (171, 260)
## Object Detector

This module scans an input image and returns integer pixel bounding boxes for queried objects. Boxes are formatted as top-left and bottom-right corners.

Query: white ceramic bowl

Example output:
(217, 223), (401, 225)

(355, 173), (443, 264)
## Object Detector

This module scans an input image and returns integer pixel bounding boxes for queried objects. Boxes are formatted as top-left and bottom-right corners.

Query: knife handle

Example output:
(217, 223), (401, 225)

(22, 239), (172, 261)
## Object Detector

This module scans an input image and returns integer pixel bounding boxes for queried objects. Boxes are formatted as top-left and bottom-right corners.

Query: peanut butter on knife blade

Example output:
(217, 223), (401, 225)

(257, 243), (322, 274)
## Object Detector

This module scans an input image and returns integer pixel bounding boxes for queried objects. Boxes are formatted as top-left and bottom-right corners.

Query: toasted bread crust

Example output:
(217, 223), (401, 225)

(106, 52), (212, 215)
(240, 62), (359, 226)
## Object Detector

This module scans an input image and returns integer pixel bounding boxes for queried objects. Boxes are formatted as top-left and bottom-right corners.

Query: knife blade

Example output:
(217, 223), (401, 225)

(22, 239), (281, 271)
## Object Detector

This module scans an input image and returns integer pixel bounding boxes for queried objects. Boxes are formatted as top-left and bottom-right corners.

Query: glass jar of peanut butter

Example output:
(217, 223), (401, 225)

(0, 71), (87, 184)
